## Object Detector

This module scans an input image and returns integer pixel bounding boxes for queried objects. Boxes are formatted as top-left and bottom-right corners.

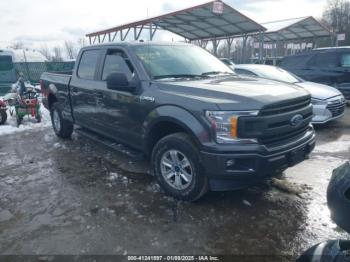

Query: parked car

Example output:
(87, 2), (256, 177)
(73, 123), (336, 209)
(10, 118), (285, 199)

(220, 58), (235, 69)
(280, 47), (350, 100)
(234, 64), (346, 124)
(40, 42), (315, 201)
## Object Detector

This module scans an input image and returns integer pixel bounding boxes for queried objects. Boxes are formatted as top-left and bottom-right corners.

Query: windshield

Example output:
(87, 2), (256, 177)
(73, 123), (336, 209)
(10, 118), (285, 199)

(132, 45), (234, 80)
(255, 66), (302, 83)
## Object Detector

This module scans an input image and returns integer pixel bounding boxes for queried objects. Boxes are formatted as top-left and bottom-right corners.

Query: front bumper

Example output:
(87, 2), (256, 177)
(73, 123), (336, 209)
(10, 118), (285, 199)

(312, 105), (345, 124)
(200, 127), (316, 191)
(311, 96), (346, 124)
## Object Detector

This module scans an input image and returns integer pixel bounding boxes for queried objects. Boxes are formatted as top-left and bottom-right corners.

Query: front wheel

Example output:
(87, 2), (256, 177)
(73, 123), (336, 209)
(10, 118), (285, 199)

(151, 133), (208, 201)
(51, 102), (73, 138)
(0, 110), (7, 125)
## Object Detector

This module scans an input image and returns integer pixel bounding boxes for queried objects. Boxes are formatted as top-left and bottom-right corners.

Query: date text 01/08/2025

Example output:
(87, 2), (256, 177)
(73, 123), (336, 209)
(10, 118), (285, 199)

(127, 255), (220, 261)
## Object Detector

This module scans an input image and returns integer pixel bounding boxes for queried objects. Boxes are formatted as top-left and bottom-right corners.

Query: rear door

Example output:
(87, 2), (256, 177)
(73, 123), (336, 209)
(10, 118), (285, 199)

(69, 49), (101, 129)
(305, 51), (341, 85)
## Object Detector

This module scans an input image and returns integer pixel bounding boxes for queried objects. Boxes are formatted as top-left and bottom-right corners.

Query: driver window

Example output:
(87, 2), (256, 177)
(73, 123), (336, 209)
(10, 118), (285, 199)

(102, 50), (134, 81)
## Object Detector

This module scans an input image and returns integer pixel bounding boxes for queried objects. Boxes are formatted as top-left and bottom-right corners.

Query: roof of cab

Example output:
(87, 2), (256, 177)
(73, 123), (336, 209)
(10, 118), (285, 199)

(83, 41), (192, 50)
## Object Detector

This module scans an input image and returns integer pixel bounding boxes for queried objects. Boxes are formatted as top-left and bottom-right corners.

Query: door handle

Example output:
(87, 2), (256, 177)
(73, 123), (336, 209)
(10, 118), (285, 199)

(71, 86), (78, 93)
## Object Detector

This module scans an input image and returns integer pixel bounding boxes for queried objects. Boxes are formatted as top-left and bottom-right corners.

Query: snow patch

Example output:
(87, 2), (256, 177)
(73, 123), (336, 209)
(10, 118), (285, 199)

(0, 105), (51, 136)
(314, 138), (350, 153)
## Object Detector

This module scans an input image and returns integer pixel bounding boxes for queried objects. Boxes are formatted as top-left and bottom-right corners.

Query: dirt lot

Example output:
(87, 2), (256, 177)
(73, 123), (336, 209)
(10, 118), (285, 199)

(0, 109), (349, 260)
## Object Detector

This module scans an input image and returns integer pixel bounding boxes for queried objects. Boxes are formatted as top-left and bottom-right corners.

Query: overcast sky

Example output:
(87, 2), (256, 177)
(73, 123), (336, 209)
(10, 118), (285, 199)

(0, 0), (328, 50)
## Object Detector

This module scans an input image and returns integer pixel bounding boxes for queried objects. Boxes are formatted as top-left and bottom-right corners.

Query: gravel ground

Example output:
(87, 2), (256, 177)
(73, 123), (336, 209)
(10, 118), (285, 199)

(0, 108), (349, 261)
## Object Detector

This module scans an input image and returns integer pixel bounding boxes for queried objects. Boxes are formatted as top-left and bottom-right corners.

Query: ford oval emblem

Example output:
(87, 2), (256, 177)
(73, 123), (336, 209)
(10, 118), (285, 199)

(290, 114), (303, 127)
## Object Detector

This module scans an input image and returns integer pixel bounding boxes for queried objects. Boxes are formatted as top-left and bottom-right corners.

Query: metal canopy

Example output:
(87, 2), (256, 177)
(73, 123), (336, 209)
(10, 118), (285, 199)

(86, 0), (265, 44)
(261, 16), (331, 42)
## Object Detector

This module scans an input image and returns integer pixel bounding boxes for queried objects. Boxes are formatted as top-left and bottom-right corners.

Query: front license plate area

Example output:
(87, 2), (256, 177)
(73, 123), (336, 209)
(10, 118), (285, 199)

(289, 146), (306, 166)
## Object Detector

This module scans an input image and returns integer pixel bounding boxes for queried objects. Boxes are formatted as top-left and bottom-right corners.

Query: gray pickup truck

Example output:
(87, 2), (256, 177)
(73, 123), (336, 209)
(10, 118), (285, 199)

(40, 42), (316, 201)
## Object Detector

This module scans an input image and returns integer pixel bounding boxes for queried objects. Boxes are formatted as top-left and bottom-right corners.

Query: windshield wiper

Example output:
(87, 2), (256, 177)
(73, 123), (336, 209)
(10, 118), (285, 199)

(201, 71), (235, 76)
(153, 74), (205, 80)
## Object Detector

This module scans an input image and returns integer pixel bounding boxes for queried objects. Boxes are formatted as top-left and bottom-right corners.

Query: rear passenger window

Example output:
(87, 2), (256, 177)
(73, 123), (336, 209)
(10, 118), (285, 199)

(308, 52), (339, 68)
(341, 53), (350, 67)
(77, 50), (100, 80)
(102, 50), (134, 81)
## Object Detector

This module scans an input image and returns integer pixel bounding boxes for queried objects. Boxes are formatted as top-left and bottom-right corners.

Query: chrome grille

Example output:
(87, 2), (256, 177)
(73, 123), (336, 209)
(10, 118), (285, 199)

(327, 97), (346, 117)
(260, 97), (311, 116)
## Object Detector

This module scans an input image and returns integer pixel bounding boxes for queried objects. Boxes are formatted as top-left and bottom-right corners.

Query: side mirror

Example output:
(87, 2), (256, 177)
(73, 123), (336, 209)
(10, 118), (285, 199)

(106, 73), (135, 92)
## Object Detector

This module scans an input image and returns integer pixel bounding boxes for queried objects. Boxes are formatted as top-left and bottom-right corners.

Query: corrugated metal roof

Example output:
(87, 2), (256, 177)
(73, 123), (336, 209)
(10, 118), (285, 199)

(86, 1), (265, 41)
(262, 16), (331, 41)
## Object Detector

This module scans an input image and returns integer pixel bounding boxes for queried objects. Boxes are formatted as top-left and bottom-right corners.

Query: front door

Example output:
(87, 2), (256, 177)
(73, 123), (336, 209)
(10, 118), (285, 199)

(94, 49), (144, 149)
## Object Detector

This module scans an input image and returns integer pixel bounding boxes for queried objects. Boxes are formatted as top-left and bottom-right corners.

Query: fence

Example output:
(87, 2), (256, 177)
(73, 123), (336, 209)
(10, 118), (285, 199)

(14, 61), (75, 84)
(0, 61), (75, 95)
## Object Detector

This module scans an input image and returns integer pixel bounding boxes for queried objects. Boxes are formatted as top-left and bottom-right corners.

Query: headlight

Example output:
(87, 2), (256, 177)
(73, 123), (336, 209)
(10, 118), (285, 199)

(205, 110), (258, 144)
(311, 98), (328, 106)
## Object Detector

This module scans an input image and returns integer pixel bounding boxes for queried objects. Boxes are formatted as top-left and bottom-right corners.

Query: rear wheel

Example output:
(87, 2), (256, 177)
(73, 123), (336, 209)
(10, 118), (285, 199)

(51, 102), (73, 138)
(152, 133), (208, 201)
(0, 110), (7, 125)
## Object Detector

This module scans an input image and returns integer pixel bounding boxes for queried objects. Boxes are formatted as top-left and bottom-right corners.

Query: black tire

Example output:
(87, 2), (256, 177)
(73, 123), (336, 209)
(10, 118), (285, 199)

(16, 116), (22, 127)
(51, 102), (73, 138)
(0, 110), (7, 125)
(151, 132), (208, 201)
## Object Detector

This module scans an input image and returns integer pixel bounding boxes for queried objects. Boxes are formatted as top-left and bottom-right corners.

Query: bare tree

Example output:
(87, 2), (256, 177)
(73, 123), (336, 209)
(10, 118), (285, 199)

(323, 0), (350, 45)
(39, 45), (52, 61)
(64, 41), (77, 60)
(10, 41), (25, 50)
(77, 38), (87, 49)
(52, 46), (63, 62)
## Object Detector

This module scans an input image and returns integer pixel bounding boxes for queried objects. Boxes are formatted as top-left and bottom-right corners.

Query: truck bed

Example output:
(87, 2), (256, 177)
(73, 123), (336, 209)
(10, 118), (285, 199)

(40, 72), (72, 110)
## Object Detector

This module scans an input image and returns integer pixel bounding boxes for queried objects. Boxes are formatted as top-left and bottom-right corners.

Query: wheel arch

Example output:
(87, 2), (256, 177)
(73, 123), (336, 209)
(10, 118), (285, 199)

(143, 106), (210, 156)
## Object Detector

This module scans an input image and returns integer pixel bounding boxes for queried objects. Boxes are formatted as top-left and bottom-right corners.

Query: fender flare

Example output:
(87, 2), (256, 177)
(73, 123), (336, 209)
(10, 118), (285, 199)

(143, 105), (211, 153)
(46, 84), (73, 122)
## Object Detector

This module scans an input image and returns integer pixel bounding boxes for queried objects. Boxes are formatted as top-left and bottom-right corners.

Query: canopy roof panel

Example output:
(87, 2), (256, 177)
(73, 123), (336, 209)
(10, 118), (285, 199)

(86, 1), (265, 41)
(262, 16), (331, 42)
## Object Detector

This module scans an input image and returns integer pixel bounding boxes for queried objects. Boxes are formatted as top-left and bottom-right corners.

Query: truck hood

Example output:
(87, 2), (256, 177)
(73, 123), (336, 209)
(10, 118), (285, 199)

(296, 81), (342, 100)
(157, 76), (310, 110)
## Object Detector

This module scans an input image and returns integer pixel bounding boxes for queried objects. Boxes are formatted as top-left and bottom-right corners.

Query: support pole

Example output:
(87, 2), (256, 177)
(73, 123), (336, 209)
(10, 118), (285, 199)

(259, 31), (264, 64)
(149, 24), (153, 41)
(242, 35), (248, 63)
(226, 38), (234, 59)
(212, 39), (218, 56)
